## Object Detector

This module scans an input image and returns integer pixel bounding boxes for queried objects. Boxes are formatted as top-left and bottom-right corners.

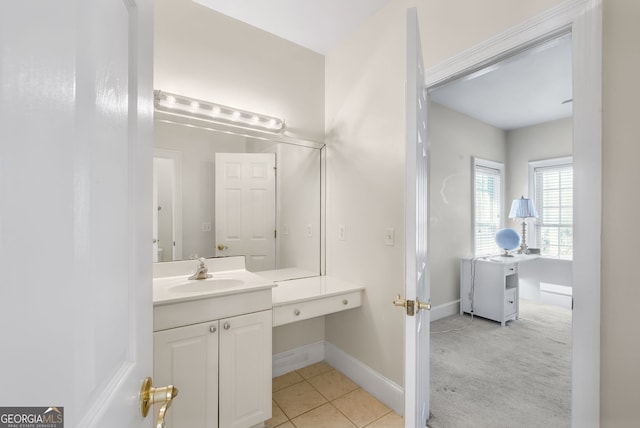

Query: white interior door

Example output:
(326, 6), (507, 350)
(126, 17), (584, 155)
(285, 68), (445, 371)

(215, 153), (276, 271)
(0, 1), (154, 427)
(404, 7), (430, 427)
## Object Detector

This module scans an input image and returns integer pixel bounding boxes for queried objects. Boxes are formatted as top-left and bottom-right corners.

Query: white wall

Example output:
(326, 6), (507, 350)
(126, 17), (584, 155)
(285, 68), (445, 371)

(429, 103), (506, 307)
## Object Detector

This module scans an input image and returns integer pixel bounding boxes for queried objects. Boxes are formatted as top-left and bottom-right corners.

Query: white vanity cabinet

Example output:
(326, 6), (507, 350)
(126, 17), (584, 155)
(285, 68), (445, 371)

(153, 257), (275, 428)
(154, 309), (272, 428)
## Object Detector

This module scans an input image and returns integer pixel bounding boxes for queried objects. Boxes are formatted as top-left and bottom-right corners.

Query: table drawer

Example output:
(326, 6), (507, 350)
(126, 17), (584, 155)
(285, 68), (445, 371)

(504, 264), (518, 276)
(504, 288), (517, 316)
(273, 291), (362, 327)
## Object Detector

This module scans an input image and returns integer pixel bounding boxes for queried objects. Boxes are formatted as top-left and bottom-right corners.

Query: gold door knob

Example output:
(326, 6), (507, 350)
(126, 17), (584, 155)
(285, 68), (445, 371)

(416, 298), (431, 311)
(140, 377), (179, 428)
(217, 244), (228, 251)
(393, 294), (407, 308)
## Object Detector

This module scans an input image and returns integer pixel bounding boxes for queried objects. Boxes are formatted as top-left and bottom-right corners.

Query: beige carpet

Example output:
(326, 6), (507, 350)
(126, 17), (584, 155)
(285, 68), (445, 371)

(428, 299), (572, 428)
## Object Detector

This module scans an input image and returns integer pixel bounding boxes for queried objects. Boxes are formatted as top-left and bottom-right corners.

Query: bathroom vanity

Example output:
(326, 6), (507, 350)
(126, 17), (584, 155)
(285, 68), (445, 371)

(153, 257), (275, 428)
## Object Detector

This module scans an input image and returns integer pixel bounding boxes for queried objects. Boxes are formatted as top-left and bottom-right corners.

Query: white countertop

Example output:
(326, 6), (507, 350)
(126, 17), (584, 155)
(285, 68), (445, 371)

(256, 267), (320, 282)
(271, 276), (365, 306)
(462, 254), (539, 264)
(153, 267), (275, 306)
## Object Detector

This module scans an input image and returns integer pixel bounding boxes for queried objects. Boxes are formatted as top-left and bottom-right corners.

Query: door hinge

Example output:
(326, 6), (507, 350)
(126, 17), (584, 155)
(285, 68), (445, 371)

(274, 229), (277, 239)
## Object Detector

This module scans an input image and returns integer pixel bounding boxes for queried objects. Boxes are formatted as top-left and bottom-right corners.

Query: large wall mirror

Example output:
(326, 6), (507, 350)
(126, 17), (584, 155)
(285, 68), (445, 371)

(153, 104), (325, 281)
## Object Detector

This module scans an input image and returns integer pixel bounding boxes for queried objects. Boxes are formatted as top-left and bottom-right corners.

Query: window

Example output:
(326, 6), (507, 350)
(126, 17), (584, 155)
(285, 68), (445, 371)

(473, 158), (504, 256)
(529, 157), (573, 259)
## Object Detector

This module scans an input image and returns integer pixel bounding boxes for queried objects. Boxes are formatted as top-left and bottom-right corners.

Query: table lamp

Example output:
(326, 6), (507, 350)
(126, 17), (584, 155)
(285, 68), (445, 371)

(509, 196), (538, 254)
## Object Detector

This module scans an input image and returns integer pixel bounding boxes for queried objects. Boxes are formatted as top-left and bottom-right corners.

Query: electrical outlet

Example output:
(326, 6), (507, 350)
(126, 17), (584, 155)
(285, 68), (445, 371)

(338, 224), (346, 241)
(384, 227), (395, 246)
(201, 222), (211, 232)
(306, 224), (313, 237)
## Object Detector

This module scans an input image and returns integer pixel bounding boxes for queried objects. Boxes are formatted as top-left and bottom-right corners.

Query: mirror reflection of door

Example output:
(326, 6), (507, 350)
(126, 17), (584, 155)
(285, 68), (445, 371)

(153, 148), (183, 262)
(215, 152), (276, 271)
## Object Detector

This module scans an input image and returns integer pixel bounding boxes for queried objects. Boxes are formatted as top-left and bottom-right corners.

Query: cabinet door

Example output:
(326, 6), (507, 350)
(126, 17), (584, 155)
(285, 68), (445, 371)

(154, 321), (220, 428)
(219, 310), (273, 428)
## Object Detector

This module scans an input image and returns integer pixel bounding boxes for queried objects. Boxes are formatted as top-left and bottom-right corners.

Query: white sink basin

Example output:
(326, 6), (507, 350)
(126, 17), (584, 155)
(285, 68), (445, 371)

(170, 278), (245, 293)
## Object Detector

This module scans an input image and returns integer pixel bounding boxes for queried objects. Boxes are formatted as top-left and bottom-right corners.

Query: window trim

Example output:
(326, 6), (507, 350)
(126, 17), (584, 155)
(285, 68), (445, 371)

(528, 156), (573, 258)
(472, 157), (505, 256)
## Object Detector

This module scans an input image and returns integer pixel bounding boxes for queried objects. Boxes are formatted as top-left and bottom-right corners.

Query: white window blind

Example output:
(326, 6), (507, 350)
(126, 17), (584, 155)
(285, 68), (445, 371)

(474, 160), (503, 256)
(533, 161), (573, 259)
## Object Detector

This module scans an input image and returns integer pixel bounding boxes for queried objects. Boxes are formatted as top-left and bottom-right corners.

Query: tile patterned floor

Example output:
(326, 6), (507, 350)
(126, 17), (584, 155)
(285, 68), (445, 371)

(268, 362), (404, 428)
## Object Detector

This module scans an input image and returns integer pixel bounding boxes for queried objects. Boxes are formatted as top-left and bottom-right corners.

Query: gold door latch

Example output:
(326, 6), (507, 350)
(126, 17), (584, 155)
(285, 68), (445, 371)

(140, 377), (179, 428)
(217, 244), (228, 251)
(393, 294), (431, 316)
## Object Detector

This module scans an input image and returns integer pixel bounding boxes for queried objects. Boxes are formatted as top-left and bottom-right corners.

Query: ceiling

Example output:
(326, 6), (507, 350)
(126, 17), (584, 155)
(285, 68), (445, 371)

(191, 1), (572, 131)
(430, 35), (573, 130)
(192, 0), (391, 55)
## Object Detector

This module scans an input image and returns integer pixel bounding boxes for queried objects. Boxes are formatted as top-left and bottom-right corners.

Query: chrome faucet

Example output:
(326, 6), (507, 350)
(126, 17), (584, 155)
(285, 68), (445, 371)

(188, 258), (212, 280)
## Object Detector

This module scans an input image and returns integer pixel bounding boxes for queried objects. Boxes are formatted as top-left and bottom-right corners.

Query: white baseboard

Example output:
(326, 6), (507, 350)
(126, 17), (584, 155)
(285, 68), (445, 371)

(324, 341), (404, 416)
(430, 299), (460, 321)
(272, 340), (325, 377)
(272, 341), (404, 415)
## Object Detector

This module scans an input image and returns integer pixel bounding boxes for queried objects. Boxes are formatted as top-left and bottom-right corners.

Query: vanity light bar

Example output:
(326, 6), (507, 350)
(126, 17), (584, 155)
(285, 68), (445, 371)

(154, 90), (285, 132)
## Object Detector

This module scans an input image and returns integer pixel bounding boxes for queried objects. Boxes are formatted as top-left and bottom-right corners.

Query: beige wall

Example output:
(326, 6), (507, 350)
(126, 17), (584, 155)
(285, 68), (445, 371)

(601, 0), (640, 426)
(429, 103), (506, 306)
(505, 118), (573, 208)
(154, 0), (325, 141)
(154, 0), (327, 355)
(325, 0), (408, 385)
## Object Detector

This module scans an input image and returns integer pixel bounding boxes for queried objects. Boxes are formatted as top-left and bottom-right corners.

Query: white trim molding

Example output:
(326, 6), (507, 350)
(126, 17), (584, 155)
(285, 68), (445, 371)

(425, 1), (602, 426)
(430, 300), (460, 322)
(272, 341), (325, 377)
(324, 342), (404, 416)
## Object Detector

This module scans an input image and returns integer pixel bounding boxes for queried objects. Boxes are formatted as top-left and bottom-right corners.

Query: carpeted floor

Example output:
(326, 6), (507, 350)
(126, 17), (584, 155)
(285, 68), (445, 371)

(428, 299), (572, 428)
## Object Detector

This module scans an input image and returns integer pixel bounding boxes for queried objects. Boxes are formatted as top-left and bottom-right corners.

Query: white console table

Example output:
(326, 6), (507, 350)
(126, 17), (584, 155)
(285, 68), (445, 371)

(460, 255), (537, 326)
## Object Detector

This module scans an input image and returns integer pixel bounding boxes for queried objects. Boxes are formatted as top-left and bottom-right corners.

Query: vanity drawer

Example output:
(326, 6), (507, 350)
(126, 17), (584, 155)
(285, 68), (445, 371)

(273, 291), (362, 327)
(504, 288), (517, 316)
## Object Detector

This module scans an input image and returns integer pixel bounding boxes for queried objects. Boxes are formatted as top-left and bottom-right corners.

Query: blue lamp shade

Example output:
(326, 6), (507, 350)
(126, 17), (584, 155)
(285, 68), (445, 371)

(509, 196), (538, 219)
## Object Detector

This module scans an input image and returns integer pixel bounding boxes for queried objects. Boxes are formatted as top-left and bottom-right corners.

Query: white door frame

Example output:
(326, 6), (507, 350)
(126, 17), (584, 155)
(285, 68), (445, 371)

(424, 1), (602, 426)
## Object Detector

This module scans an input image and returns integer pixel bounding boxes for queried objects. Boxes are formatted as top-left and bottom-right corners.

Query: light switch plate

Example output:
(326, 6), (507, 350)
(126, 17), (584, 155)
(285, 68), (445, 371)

(384, 227), (395, 246)
(338, 224), (346, 241)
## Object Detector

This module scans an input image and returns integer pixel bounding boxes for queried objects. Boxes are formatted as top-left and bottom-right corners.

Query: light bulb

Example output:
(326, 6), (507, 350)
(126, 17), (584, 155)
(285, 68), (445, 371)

(166, 95), (176, 105)
(190, 101), (199, 109)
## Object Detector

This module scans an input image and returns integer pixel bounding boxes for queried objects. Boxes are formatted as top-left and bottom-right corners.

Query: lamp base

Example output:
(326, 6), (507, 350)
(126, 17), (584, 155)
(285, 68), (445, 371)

(517, 221), (529, 254)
